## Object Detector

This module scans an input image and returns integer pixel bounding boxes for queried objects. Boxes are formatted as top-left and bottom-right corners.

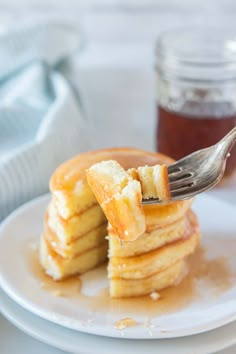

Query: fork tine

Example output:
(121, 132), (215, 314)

(168, 164), (182, 174)
(167, 150), (201, 174)
(170, 177), (194, 191)
(142, 197), (160, 204)
(171, 184), (196, 198)
(168, 171), (193, 183)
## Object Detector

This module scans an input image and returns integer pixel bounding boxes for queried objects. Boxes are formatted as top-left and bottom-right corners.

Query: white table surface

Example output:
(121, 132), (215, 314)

(1, 5), (236, 352)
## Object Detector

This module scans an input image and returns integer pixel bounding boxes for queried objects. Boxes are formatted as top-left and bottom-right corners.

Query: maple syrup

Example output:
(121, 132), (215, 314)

(156, 27), (236, 178)
(157, 105), (236, 177)
(27, 241), (234, 320)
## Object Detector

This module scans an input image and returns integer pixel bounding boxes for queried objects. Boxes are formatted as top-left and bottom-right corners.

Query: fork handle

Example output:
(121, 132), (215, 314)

(217, 127), (236, 156)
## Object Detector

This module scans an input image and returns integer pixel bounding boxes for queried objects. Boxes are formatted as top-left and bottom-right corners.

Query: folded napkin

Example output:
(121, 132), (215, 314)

(0, 21), (89, 222)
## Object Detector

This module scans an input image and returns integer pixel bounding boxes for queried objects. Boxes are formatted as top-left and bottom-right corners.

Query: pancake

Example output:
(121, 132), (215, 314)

(52, 185), (97, 220)
(47, 202), (106, 244)
(109, 225), (200, 280)
(49, 147), (175, 220)
(128, 164), (170, 201)
(109, 210), (200, 298)
(48, 147), (191, 232)
(144, 199), (192, 232)
(110, 259), (186, 298)
(86, 160), (146, 241)
(44, 218), (107, 259)
(40, 236), (108, 280)
(50, 148), (174, 193)
(108, 216), (186, 258)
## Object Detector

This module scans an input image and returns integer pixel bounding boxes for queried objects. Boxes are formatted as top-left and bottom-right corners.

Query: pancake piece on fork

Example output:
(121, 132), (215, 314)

(86, 160), (146, 242)
(128, 164), (171, 201)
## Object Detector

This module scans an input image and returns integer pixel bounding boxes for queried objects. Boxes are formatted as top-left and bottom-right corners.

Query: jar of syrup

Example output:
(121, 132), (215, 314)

(156, 28), (236, 178)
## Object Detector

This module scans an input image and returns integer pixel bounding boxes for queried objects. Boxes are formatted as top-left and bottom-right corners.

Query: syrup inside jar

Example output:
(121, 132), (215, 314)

(156, 28), (236, 179)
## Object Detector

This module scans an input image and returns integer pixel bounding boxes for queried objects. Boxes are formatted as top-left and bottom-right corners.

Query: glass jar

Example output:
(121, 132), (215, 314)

(156, 27), (236, 178)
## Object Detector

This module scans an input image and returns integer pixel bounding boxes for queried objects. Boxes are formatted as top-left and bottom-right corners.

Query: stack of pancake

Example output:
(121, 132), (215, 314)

(40, 154), (108, 280)
(40, 147), (200, 298)
(108, 204), (199, 297)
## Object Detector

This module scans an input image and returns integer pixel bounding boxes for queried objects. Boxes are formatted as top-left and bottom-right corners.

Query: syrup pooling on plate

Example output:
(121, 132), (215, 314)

(26, 239), (234, 320)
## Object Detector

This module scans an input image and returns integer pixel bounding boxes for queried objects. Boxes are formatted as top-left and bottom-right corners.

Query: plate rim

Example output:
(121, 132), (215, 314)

(1, 288), (236, 354)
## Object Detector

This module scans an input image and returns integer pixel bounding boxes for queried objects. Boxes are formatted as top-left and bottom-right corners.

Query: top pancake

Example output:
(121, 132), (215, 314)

(50, 147), (173, 193)
(49, 147), (191, 221)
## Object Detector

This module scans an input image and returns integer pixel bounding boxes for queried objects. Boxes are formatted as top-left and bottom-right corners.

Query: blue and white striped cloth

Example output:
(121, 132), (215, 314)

(0, 21), (89, 221)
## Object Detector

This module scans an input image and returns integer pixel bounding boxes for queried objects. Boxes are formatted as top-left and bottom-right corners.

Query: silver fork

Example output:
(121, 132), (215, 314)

(142, 127), (236, 204)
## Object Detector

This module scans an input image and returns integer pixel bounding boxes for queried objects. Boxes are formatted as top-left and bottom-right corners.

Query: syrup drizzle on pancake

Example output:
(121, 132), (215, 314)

(26, 240), (234, 320)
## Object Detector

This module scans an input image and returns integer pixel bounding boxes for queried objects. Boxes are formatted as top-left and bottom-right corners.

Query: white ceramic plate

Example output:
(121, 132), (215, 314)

(1, 289), (236, 354)
(0, 194), (236, 339)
